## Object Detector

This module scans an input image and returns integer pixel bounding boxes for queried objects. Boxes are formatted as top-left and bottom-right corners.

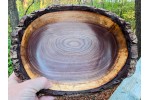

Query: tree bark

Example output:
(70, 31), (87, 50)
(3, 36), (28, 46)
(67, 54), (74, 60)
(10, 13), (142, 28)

(135, 0), (141, 58)
(8, 0), (19, 30)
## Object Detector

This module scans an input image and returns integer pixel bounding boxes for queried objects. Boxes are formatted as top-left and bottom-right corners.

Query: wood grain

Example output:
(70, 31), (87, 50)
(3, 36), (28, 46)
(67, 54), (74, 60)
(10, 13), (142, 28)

(10, 5), (138, 96)
(21, 11), (128, 91)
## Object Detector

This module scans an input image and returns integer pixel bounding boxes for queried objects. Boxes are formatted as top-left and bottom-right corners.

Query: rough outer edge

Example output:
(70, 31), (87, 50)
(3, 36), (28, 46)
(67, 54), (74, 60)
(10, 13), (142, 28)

(10, 5), (138, 96)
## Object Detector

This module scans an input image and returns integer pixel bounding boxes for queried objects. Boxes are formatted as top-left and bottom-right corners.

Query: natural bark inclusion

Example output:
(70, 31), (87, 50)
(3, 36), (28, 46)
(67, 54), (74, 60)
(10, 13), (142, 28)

(27, 21), (118, 82)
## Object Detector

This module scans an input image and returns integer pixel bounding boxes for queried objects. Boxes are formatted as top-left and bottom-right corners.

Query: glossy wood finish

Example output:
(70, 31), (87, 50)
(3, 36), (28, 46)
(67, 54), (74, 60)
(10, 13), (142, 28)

(21, 11), (128, 91)
(27, 22), (118, 82)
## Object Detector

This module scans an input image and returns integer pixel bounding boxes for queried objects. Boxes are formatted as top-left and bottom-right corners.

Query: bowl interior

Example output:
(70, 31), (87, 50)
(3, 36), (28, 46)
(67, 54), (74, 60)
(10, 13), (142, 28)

(21, 11), (128, 91)
(27, 21), (118, 82)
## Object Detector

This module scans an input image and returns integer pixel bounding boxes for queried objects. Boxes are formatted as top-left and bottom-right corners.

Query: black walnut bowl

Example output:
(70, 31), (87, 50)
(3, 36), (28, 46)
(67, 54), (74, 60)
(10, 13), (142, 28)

(11, 5), (138, 96)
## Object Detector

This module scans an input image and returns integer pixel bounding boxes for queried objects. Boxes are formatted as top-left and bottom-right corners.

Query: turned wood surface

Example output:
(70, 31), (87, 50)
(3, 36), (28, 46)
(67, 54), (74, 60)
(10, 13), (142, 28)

(11, 5), (138, 96)
(27, 22), (118, 82)
(21, 11), (128, 91)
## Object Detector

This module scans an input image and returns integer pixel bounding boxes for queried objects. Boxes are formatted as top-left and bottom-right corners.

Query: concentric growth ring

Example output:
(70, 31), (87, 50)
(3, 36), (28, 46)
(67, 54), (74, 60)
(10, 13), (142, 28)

(20, 10), (129, 92)
(11, 6), (138, 96)
(27, 22), (118, 82)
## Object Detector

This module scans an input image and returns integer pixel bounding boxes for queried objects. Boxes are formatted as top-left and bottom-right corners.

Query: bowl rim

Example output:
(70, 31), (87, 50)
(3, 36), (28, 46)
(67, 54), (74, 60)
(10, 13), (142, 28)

(11, 5), (138, 96)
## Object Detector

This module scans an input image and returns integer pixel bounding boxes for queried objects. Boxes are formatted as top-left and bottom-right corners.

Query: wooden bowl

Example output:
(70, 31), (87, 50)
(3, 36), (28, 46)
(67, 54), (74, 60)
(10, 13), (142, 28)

(11, 5), (138, 96)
